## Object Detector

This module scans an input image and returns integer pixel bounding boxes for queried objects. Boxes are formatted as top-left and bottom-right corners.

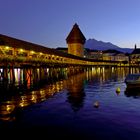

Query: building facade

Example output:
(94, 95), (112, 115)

(130, 44), (140, 65)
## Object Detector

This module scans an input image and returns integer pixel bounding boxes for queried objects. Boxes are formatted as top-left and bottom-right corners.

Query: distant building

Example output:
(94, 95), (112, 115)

(85, 49), (103, 60)
(102, 49), (129, 62)
(85, 48), (129, 62)
(130, 44), (140, 65)
(66, 23), (86, 57)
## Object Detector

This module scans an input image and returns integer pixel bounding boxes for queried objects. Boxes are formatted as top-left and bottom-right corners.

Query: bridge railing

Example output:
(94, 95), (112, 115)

(0, 45), (127, 67)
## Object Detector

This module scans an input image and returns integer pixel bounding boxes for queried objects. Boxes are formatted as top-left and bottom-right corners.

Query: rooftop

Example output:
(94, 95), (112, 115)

(66, 23), (86, 44)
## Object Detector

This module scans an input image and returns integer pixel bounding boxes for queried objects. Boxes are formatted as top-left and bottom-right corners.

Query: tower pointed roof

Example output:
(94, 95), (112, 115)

(66, 23), (86, 44)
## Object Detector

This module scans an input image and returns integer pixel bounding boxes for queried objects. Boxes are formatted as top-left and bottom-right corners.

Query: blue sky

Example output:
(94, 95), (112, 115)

(0, 0), (140, 49)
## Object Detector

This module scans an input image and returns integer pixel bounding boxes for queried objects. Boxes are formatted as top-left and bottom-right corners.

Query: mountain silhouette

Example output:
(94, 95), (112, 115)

(84, 38), (133, 53)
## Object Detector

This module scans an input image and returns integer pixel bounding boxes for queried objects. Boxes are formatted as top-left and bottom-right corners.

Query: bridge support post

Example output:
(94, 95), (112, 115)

(10, 66), (15, 83)
(32, 67), (39, 84)
(3, 67), (8, 81)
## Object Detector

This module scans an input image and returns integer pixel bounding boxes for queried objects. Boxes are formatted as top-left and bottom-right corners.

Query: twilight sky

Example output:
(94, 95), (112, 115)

(0, 0), (140, 49)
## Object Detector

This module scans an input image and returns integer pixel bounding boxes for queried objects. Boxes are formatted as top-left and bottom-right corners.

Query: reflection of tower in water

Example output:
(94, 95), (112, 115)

(66, 72), (86, 112)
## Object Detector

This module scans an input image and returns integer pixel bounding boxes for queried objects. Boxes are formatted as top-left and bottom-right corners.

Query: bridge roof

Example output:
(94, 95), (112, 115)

(66, 23), (86, 44)
(0, 34), (120, 64)
(0, 34), (87, 60)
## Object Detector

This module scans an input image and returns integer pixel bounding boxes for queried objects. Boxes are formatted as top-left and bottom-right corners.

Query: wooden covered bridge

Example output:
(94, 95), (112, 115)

(0, 34), (127, 68)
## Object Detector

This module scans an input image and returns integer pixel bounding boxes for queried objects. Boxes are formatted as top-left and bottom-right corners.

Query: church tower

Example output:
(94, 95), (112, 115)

(66, 23), (86, 57)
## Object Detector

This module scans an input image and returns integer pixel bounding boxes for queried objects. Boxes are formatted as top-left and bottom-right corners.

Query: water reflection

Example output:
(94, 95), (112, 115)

(66, 72), (86, 112)
(0, 101), (16, 121)
(0, 80), (64, 121)
(0, 66), (139, 121)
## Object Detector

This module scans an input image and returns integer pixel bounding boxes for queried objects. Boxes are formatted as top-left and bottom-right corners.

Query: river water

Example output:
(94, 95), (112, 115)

(0, 67), (140, 140)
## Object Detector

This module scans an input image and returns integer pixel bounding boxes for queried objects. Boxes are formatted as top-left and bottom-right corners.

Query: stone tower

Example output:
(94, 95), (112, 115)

(66, 23), (86, 57)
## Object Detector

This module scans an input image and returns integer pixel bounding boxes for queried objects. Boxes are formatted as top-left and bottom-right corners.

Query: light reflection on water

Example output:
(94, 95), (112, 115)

(0, 67), (140, 139)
